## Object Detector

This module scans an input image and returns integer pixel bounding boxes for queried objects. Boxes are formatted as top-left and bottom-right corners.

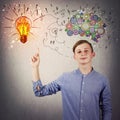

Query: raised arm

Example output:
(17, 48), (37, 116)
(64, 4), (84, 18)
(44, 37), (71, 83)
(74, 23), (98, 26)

(31, 53), (40, 82)
(31, 52), (62, 97)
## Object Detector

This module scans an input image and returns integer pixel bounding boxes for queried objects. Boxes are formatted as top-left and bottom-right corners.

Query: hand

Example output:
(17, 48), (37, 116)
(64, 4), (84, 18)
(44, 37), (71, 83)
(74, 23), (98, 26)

(31, 53), (40, 68)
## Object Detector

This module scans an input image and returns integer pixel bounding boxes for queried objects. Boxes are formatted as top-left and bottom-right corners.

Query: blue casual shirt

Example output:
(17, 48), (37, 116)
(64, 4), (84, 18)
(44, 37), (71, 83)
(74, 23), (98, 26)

(33, 69), (112, 120)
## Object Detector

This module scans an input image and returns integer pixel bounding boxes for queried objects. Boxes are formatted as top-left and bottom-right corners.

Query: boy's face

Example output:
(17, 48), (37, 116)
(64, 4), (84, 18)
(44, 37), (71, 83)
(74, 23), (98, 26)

(74, 43), (95, 65)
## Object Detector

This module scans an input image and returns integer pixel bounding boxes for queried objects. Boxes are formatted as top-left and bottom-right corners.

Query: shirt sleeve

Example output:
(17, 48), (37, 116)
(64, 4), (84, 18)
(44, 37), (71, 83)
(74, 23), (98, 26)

(32, 74), (64, 97)
(100, 78), (112, 120)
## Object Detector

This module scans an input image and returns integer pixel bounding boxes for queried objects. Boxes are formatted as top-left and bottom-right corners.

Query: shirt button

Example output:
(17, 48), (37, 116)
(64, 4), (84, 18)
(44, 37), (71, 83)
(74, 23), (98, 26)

(81, 90), (84, 93)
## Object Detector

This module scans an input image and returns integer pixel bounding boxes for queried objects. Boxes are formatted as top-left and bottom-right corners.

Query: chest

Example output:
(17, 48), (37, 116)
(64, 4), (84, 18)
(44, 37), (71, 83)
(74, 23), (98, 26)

(62, 75), (104, 97)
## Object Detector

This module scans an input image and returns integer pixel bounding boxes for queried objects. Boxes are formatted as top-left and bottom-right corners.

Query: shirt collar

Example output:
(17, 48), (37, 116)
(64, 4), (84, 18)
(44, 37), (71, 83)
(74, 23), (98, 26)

(75, 68), (95, 78)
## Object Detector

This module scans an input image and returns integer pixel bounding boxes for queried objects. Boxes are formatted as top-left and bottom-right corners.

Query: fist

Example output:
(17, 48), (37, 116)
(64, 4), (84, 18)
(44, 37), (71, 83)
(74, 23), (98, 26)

(31, 53), (40, 67)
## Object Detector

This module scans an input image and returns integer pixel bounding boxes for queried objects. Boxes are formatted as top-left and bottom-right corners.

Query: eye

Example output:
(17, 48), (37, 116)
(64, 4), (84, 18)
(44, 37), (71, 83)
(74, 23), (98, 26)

(84, 50), (88, 53)
(77, 50), (81, 54)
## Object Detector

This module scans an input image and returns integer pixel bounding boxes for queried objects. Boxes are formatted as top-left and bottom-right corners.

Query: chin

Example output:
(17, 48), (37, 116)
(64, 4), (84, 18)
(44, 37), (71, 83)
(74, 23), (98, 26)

(79, 61), (87, 64)
(79, 60), (90, 65)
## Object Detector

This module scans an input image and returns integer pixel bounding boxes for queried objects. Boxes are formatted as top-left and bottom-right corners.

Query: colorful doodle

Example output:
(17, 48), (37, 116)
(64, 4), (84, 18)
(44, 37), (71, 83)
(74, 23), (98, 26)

(65, 11), (106, 42)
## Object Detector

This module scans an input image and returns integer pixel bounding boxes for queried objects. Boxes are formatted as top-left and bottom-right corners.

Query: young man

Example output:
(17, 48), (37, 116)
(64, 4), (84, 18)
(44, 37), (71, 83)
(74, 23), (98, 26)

(31, 40), (112, 120)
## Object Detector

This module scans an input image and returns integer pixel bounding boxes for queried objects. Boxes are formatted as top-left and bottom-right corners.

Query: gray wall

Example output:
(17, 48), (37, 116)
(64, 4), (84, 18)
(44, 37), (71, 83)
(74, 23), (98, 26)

(0, 0), (120, 120)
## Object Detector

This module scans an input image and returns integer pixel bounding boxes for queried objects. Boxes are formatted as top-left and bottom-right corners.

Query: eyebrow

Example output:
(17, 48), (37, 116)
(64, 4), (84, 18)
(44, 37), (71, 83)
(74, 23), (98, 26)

(76, 48), (90, 51)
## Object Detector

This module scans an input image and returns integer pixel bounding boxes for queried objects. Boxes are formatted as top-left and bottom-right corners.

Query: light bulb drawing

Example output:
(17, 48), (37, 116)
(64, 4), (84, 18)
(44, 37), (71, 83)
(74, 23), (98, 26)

(15, 16), (32, 43)
(2, 3), (45, 45)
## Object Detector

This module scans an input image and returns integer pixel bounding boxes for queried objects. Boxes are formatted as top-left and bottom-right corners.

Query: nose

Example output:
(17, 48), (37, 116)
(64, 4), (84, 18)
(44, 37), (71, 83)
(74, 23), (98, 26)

(81, 51), (86, 56)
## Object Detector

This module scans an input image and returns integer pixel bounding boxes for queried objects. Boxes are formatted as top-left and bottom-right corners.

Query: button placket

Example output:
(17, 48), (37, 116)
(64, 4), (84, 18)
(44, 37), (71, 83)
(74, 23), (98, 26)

(80, 75), (85, 120)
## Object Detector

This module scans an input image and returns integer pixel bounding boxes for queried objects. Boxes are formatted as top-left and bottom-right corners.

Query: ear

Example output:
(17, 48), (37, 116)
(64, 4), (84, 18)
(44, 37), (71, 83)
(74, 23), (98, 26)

(73, 53), (76, 60)
(92, 52), (95, 57)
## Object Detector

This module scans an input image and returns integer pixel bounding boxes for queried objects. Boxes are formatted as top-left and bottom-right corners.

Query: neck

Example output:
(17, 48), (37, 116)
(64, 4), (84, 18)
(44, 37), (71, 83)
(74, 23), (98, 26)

(79, 64), (93, 75)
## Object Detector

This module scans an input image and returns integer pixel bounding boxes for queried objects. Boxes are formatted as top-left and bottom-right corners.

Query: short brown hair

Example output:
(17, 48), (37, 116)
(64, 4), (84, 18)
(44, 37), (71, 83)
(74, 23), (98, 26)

(73, 40), (94, 53)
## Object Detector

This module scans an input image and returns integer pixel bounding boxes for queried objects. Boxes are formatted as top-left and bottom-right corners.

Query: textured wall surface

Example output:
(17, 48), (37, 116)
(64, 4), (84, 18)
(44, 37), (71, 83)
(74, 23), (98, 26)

(0, 0), (120, 120)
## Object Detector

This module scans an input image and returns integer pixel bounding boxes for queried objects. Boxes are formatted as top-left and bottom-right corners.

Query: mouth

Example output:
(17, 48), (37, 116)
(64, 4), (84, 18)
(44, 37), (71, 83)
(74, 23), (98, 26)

(80, 57), (87, 60)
